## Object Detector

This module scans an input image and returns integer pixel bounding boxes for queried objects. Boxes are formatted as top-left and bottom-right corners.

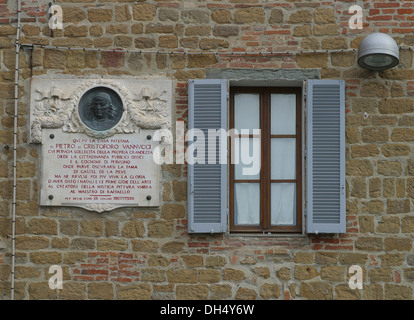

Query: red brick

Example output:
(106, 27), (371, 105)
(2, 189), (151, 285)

(393, 270), (401, 283)
(206, 3), (233, 9)
(284, 290), (290, 300)
(241, 35), (258, 41)
(394, 15), (407, 20)
(366, 15), (393, 21)
(119, 270), (140, 277)
(324, 239), (340, 244)
(244, 31), (261, 36)
(188, 242), (210, 248)
(392, 28), (413, 33)
(81, 264), (102, 268)
(312, 244), (324, 250)
(282, 63), (296, 68)
(101, 51), (125, 68)
(157, 2), (179, 7)
(176, 82), (187, 88)
(374, 3), (400, 8)
(114, 277), (132, 283)
(264, 30), (290, 35)
(74, 275), (94, 281)
(26, 10), (47, 17)
(398, 8), (414, 14)
(325, 245), (354, 250)
(229, 62), (254, 68)
(119, 252), (134, 258)
(82, 269), (109, 275)
(88, 252), (111, 258)
(96, 258), (109, 264)
(399, 22), (414, 27)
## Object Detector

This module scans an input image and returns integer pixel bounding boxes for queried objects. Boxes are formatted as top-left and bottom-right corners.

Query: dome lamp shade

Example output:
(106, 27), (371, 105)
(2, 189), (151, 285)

(358, 33), (400, 71)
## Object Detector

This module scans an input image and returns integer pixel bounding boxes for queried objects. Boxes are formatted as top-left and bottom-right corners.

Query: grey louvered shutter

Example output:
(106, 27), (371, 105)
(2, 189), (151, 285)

(188, 79), (227, 233)
(306, 80), (346, 234)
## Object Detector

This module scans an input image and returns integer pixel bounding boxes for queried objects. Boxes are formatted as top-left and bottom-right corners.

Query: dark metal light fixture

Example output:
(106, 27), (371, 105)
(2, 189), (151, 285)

(358, 33), (399, 71)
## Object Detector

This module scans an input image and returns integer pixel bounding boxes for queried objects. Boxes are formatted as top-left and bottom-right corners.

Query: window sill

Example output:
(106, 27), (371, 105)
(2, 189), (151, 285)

(227, 232), (307, 238)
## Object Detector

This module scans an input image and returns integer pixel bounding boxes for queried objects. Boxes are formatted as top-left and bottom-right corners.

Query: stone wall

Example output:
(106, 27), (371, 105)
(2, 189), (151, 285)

(0, 0), (414, 300)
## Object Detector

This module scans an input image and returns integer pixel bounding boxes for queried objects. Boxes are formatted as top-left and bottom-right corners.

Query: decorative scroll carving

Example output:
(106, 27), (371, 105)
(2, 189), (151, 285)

(30, 86), (73, 143)
(84, 203), (116, 213)
(30, 79), (171, 143)
(130, 87), (171, 130)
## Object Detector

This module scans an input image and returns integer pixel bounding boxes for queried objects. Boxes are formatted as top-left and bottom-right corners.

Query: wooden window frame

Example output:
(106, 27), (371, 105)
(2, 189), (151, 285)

(229, 87), (302, 233)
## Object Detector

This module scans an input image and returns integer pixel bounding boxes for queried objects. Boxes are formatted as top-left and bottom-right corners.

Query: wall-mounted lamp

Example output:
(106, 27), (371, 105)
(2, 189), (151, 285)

(358, 33), (399, 71)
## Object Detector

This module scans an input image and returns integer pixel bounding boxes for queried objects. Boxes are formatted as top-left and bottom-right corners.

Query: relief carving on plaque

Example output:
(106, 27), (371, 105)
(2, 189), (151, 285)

(30, 78), (171, 143)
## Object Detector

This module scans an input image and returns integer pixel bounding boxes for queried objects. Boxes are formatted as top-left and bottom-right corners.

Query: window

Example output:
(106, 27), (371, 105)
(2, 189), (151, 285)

(187, 79), (345, 235)
(229, 87), (302, 233)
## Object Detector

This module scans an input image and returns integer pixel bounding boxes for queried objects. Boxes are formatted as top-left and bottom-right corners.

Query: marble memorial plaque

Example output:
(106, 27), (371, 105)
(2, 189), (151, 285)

(30, 77), (172, 212)
(40, 129), (159, 212)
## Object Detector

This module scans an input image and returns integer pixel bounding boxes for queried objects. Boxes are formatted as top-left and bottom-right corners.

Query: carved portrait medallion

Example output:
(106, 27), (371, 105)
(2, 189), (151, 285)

(78, 86), (124, 131)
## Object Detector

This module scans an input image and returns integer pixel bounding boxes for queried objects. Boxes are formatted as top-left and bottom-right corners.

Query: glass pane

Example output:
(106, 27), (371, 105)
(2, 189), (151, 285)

(271, 138), (296, 180)
(271, 94), (296, 135)
(271, 183), (296, 225)
(234, 137), (261, 180)
(234, 93), (260, 131)
(234, 183), (260, 225)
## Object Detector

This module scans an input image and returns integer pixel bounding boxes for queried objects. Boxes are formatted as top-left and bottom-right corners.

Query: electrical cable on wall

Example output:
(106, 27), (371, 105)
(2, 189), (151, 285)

(11, 0), (22, 301)
(21, 43), (360, 56)
(19, 43), (412, 56)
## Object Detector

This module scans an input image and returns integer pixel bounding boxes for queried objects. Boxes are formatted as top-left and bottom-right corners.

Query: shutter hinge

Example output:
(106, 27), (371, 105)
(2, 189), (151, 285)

(304, 201), (307, 217)
(304, 149), (307, 158)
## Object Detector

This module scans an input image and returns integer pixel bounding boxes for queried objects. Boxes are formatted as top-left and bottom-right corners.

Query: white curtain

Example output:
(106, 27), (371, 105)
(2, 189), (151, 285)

(233, 93), (261, 226)
(270, 94), (296, 225)
(271, 94), (296, 134)
(234, 183), (260, 225)
(234, 93), (260, 131)
(271, 183), (296, 225)
(270, 139), (296, 225)
(234, 137), (261, 180)
(271, 138), (296, 180)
